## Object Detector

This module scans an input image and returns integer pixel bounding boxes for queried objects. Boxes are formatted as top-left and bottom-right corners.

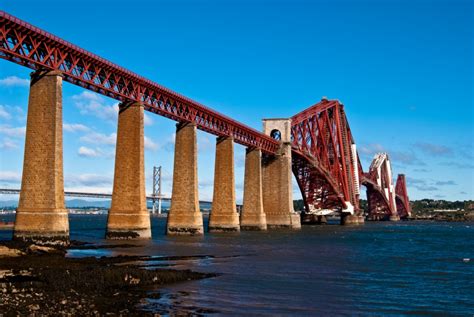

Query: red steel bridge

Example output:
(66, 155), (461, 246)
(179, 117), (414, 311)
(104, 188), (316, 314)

(0, 10), (410, 221)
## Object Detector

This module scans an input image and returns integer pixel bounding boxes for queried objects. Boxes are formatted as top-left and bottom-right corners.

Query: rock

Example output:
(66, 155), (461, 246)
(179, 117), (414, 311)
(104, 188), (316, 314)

(28, 244), (62, 254)
(0, 246), (25, 258)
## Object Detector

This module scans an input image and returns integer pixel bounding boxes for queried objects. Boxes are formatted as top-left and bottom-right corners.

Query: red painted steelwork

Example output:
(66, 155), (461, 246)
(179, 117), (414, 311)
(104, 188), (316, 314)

(361, 154), (397, 220)
(395, 174), (411, 218)
(290, 99), (360, 213)
(0, 11), (279, 154)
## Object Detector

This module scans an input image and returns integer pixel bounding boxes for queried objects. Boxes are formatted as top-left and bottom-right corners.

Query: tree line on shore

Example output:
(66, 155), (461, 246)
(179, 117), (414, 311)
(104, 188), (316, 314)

(293, 199), (474, 214)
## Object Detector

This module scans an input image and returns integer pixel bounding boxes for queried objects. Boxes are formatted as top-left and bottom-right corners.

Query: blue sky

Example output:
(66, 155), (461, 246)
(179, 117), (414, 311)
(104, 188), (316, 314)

(0, 0), (472, 202)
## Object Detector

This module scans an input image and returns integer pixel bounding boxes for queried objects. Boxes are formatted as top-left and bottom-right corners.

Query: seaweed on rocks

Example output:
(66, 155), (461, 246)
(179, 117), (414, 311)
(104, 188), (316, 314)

(0, 241), (217, 315)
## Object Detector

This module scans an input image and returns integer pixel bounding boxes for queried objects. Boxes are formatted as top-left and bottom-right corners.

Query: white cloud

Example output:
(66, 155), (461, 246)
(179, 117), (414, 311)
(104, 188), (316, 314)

(163, 133), (176, 152)
(359, 143), (386, 156)
(0, 105), (11, 120)
(64, 123), (90, 133)
(80, 132), (116, 145)
(0, 76), (29, 87)
(78, 146), (101, 158)
(144, 113), (153, 126)
(0, 125), (26, 138)
(66, 173), (113, 187)
(0, 138), (19, 150)
(0, 171), (21, 183)
(72, 91), (118, 122)
(144, 136), (158, 151)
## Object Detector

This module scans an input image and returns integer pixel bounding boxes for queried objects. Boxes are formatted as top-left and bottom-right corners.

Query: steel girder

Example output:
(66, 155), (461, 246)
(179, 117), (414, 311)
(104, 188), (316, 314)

(0, 11), (279, 154)
(290, 99), (360, 213)
(395, 174), (411, 218)
(362, 153), (397, 220)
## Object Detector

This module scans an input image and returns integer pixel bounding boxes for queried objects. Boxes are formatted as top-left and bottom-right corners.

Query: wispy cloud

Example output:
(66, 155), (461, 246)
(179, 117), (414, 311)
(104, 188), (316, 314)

(144, 136), (158, 151)
(0, 76), (29, 87)
(440, 161), (474, 169)
(406, 177), (426, 185)
(144, 113), (153, 126)
(359, 143), (424, 166)
(406, 177), (441, 192)
(417, 185), (438, 192)
(0, 105), (11, 120)
(163, 133), (176, 152)
(434, 180), (457, 186)
(415, 142), (452, 156)
(72, 91), (118, 122)
(413, 168), (430, 172)
(390, 150), (425, 166)
(64, 123), (90, 133)
(359, 143), (385, 156)
(80, 132), (116, 145)
(0, 171), (21, 183)
(0, 125), (26, 138)
(78, 146), (103, 158)
(66, 173), (113, 187)
(0, 137), (19, 150)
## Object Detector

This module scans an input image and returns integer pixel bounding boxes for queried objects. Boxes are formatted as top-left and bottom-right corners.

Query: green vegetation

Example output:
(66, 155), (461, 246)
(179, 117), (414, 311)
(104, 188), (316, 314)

(293, 199), (474, 214)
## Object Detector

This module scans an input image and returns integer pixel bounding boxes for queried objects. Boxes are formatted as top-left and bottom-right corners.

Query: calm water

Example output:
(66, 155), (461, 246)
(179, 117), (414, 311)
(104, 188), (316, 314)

(1, 214), (473, 316)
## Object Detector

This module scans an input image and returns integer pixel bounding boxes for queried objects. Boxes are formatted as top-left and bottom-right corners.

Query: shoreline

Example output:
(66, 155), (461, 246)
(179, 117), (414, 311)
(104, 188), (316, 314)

(0, 241), (217, 315)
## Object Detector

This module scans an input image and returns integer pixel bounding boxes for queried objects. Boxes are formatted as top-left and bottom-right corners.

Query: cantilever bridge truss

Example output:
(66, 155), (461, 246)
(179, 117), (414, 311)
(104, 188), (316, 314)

(0, 10), (411, 219)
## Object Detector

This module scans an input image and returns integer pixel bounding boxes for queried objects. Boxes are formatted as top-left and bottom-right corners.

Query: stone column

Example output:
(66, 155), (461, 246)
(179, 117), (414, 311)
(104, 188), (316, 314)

(166, 122), (203, 235)
(262, 144), (299, 228)
(209, 137), (240, 232)
(261, 118), (301, 229)
(14, 70), (69, 245)
(240, 148), (267, 230)
(106, 102), (151, 239)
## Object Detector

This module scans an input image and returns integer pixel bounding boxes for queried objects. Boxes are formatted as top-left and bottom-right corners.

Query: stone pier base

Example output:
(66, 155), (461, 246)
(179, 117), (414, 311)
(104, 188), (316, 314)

(240, 148), (267, 231)
(341, 214), (360, 225)
(389, 214), (400, 221)
(14, 70), (69, 246)
(209, 137), (240, 232)
(106, 103), (151, 239)
(166, 123), (203, 235)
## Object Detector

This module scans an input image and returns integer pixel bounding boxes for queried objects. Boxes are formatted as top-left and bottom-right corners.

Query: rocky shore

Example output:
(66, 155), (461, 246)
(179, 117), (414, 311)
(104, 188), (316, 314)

(0, 241), (216, 315)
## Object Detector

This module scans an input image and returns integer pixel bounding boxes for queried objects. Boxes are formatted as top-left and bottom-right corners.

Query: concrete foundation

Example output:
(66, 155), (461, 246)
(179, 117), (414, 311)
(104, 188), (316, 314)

(302, 214), (327, 225)
(14, 70), (69, 246)
(208, 137), (240, 232)
(389, 214), (400, 221)
(166, 122), (203, 235)
(341, 213), (360, 225)
(106, 103), (151, 239)
(240, 148), (267, 231)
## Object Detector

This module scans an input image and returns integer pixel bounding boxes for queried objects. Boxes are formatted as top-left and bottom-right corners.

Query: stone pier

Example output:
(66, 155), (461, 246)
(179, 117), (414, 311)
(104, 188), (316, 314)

(262, 119), (301, 229)
(14, 70), (69, 245)
(209, 137), (240, 232)
(240, 148), (267, 230)
(166, 122), (203, 235)
(340, 214), (360, 225)
(106, 103), (151, 239)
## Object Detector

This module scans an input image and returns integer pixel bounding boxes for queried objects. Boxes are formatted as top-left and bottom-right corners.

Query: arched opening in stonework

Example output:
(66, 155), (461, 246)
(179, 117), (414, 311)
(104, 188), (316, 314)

(270, 129), (281, 141)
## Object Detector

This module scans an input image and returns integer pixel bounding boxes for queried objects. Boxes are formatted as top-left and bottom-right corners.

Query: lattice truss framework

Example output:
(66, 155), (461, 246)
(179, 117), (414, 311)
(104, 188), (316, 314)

(0, 11), (279, 153)
(290, 99), (360, 213)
